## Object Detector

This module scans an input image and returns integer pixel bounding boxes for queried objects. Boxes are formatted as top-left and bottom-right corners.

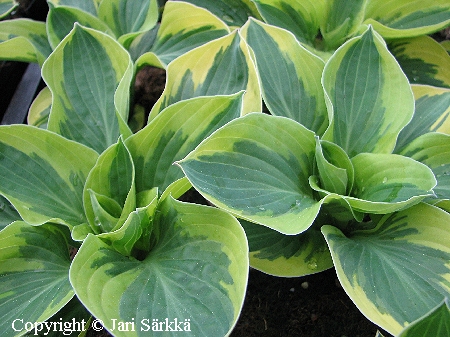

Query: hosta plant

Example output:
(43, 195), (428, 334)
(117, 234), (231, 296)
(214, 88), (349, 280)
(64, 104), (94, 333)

(178, 0), (450, 90)
(0, 24), (249, 337)
(177, 24), (450, 336)
(0, 0), (244, 128)
(0, 0), (236, 68)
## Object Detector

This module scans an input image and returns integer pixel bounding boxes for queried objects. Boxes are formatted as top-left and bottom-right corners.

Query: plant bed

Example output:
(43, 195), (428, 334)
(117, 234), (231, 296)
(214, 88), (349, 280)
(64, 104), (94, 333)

(0, 1), (450, 337)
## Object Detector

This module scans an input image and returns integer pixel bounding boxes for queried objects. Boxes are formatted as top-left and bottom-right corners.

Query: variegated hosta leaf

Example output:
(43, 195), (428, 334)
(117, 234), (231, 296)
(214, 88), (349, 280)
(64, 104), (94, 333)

(0, 0), (17, 19)
(178, 113), (321, 235)
(442, 40), (450, 54)
(0, 125), (98, 227)
(127, 93), (244, 195)
(320, 0), (367, 49)
(347, 153), (436, 213)
(240, 18), (328, 134)
(182, 0), (260, 28)
(27, 87), (52, 129)
(395, 85), (450, 152)
(400, 133), (450, 202)
(0, 19), (52, 66)
(252, 0), (325, 46)
(322, 26), (414, 157)
(48, 0), (98, 16)
(42, 24), (133, 153)
(46, 5), (113, 49)
(97, 0), (159, 47)
(364, 0), (450, 39)
(135, 1), (230, 69)
(84, 137), (136, 236)
(0, 195), (20, 231)
(149, 30), (260, 119)
(315, 138), (354, 195)
(38, 297), (91, 337)
(389, 36), (450, 88)
(0, 221), (74, 337)
(240, 219), (332, 277)
(70, 197), (249, 337)
(397, 299), (450, 337)
(97, 190), (158, 256)
(322, 203), (450, 336)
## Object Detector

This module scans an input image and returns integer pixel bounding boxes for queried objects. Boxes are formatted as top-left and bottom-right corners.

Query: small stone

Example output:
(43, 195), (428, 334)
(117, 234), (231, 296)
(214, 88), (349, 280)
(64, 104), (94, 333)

(301, 281), (309, 289)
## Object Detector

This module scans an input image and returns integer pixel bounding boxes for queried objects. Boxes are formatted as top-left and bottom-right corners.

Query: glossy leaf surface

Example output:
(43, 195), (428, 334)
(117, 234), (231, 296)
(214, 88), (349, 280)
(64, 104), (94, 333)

(322, 26), (414, 157)
(135, 1), (229, 68)
(241, 219), (332, 277)
(364, 0), (450, 39)
(241, 18), (327, 134)
(70, 197), (249, 337)
(128, 93), (243, 195)
(252, 0), (325, 45)
(43, 24), (133, 153)
(182, 0), (260, 27)
(400, 133), (450, 202)
(149, 30), (260, 119)
(179, 113), (321, 235)
(397, 299), (450, 337)
(0, 0), (17, 19)
(395, 85), (450, 152)
(322, 203), (450, 335)
(0, 222), (74, 337)
(0, 19), (52, 66)
(389, 36), (450, 88)
(0, 125), (98, 227)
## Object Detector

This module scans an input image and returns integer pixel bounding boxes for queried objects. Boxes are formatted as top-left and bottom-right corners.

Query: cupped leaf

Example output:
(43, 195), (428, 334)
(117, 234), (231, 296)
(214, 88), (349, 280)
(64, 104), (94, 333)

(315, 138), (353, 195)
(46, 5), (113, 49)
(0, 125), (98, 227)
(0, 19), (52, 66)
(241, 18), (328, 134)
(97, 193), (158, 256)
(182, 0), (260, 28)
(322, 26), (414, 157)
(43, 24), (133, 153)
(400, 132), (450, 202)
(149, 30), (260, 119)
(252, 0), (325, 46)
(241, 219), (332, 277)
(0, 221), (74, 337)
(320, 0), (368, 49)
(0, 0), (18, 19)
(347, 153), (436, 213)
(178, 113), (321, 235)
(389, 36), (450, 88)
(128, 93), (244, 195)
(27, 87), (52, 129)
(97, 0), (159, 47)
(135, 1), (230, 69)
(0, 195), (20, 231)
(395, 85), (450, 152)
(322, 203), (450, 335)
(364, 0), (450, 39)
(70, 197), (249, 337)
(398, 299), (450, 337)
(84, 137), (135, 234)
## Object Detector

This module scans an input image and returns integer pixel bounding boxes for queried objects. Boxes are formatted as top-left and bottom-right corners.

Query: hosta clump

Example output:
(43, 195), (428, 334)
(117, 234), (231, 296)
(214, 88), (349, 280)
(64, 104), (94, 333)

(0, 24), (249, 337)
(178, 25), (450, 336)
